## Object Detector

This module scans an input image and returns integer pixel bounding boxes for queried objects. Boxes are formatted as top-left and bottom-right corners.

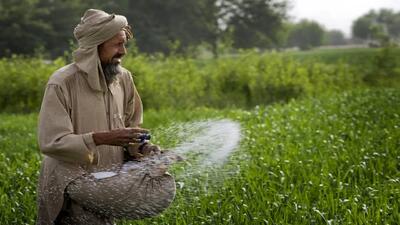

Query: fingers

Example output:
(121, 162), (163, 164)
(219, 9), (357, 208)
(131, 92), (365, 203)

(125, 128), (150, 143)
(140, 145), (152, 155)
(119, 128), (149, 144)
(125, 139), (141, 145)
(151, 145), (161, 154)
(108, 127), (151, 146)
(127, 127), (149, 134)
(141, 144), (161, 156)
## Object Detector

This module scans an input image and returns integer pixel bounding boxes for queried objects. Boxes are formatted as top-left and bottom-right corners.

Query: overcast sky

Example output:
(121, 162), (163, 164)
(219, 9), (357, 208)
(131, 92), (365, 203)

(289, 0), (400, 37)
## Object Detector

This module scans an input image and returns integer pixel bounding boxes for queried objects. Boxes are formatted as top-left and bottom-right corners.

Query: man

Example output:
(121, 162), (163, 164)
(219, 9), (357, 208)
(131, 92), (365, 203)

(37, 9), (178, 225)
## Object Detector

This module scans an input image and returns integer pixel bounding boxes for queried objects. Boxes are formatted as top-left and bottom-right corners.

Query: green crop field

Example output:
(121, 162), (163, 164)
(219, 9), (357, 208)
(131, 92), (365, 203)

(1, 47), (399, 113)
(1, 89), (399, 224)
(0, 48), (400, 224)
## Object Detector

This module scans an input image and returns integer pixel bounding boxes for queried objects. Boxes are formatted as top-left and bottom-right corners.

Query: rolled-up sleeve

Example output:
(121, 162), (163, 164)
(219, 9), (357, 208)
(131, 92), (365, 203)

(38, 84), (97, 164)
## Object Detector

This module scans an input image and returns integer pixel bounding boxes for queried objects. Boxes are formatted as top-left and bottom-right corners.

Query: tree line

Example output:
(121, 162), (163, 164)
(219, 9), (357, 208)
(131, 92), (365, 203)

(1, 0), (399, 58)
(352, 9), (400, 46)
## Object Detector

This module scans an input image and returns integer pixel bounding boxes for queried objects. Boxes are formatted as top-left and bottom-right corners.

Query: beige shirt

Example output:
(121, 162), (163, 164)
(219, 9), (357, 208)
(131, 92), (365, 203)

(36, 63), (142, 224)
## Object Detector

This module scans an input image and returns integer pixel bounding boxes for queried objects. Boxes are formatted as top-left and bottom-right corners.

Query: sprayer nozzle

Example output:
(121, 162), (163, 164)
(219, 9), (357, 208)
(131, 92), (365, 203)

(139, 133), (151, 143)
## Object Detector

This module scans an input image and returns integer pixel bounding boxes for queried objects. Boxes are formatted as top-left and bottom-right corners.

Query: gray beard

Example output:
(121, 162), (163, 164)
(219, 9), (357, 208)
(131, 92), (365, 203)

(102, 63), (121, 85)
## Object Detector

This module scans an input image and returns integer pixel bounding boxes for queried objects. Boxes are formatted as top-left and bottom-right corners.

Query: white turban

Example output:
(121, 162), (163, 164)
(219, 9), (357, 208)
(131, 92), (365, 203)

(73, 9), (129, 91)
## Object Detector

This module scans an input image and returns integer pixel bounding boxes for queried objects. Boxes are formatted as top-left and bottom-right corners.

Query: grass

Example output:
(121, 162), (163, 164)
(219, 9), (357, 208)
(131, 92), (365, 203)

(0, 88), (399, 224)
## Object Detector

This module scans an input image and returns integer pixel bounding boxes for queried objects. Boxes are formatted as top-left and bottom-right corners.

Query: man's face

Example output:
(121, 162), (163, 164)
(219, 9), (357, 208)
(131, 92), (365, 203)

(98, 30), (127, 64)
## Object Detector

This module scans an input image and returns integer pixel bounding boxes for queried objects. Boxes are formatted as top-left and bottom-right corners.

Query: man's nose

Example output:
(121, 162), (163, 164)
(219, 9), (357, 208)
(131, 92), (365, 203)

(119, 45), (127, 55)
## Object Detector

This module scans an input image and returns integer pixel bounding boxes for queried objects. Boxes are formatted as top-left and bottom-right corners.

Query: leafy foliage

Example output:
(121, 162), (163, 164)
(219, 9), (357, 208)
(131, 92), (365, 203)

(97, 0), (221, 55)
(324, 30), (346, 46)
(0, 0), (289, 56)
(0, 89), (399, 224)
(287, 19), (325, 50)
(0, 56), (64, 112)
(352, 9), (400, 44)
(1, 48), (400, 113)
(0, 0), (87, 57)
(225, 0), (288, 49)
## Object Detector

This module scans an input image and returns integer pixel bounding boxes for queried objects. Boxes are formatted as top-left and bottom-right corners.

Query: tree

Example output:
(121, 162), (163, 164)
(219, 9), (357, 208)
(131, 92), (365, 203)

(224, 0), (289, 49)
(0, 0), (50, 56)
(352, 12), (376, 40)
(324, 30), (346, 46)
(0, 0), (221, 56)
(36, 0), (88, 57)
(376, 9), (400, 38)
(0, 0), (291, 56)
(287, 19), (325, 50)
(94, 0), (220, 55)
(0, 0), (90, 57)
(352, 9), (400, 43)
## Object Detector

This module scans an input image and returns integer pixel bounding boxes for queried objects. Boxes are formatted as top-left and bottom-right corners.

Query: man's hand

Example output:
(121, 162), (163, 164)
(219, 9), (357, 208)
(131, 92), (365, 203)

(92, 127), (149, 146)
(140, 144), (161, 156)
(126, 143), (161, 160)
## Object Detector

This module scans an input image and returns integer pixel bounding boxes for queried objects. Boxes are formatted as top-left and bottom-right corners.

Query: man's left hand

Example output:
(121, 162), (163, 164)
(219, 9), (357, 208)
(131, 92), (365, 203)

(140, 143), (161, 156)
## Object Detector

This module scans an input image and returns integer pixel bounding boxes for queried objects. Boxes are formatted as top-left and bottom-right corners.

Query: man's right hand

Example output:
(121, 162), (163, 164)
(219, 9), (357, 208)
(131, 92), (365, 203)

(92, 127), (149, 146)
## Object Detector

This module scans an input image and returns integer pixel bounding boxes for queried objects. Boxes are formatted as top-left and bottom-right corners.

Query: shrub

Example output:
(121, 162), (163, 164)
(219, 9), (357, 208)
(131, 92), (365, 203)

(0, 49), (398, 113)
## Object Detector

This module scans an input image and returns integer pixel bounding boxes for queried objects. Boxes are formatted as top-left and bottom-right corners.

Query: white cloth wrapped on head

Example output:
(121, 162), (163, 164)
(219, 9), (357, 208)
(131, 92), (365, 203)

(73, 9), (130, 92)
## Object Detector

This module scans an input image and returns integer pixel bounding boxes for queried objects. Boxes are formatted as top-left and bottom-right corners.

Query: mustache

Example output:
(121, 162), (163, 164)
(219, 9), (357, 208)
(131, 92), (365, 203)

(113, 54), (124, 60)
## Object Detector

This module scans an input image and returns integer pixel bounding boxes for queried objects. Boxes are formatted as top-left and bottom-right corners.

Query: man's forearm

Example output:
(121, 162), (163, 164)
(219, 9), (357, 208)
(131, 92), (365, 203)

(92, 127), (149, 146)
(92, 131), (110, 146)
